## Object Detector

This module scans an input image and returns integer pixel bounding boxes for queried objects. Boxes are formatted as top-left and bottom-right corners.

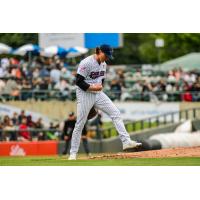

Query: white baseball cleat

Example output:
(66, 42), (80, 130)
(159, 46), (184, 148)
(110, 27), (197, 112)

(68, 154), (77, 160)
(123, 140), (142, 151)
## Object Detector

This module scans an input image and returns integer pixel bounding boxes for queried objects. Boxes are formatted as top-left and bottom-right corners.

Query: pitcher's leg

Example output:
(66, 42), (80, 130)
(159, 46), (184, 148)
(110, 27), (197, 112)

(94, 92), (131, 144)
(70, 91), (95, 156)
(70, 103), (91, 155)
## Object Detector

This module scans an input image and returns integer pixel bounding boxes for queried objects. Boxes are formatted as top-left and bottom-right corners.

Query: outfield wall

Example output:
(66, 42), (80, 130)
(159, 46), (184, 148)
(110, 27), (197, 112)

(0, 123), (181, 156)
(58, 122), (182, 154)
(0, 141), (57, 156)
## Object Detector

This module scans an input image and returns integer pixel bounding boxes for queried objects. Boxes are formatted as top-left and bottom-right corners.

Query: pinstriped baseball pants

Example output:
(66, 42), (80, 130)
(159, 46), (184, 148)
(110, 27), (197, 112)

(70, 89), (131, 155)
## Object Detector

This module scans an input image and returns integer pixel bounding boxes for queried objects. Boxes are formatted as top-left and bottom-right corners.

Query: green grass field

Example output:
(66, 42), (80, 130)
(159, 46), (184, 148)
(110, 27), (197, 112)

(1, 156), (200, 166)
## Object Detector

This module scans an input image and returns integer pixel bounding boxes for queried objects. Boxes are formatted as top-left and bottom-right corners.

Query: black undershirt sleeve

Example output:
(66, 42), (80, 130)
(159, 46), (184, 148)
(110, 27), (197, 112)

(76, 74), (90, 91)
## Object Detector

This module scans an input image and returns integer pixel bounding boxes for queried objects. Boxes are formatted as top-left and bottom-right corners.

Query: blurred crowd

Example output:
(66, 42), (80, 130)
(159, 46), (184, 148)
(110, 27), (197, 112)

(0, 109), (103, 142)
(105, 67), (200, 102)
(0, 56), (77, 101)
(0, 110), (55, 142)
(1, 56), (200, 102)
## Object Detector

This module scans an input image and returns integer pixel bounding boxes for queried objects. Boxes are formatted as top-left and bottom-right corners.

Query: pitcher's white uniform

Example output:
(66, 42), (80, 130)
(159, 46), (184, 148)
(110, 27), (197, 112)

(70, 55), (132, 155)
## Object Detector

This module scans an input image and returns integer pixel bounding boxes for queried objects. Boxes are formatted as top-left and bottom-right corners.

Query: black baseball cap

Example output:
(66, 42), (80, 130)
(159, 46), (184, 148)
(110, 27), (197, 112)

(69, 112), (74, 116)
(100, 44), (114, 60)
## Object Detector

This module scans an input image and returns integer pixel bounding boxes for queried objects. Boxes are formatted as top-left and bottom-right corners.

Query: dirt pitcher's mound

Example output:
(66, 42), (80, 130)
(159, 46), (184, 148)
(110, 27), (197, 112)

(89, 146), (200, 160)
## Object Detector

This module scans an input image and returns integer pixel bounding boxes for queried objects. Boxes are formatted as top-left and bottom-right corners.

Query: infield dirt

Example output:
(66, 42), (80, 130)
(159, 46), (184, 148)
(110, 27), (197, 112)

(89, 146), (200, 160)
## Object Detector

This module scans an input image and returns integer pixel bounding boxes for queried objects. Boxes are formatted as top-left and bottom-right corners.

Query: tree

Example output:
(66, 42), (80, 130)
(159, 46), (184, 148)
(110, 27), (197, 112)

(113, 33), (200, 64)
(0, 33), (38, 48)
(1, 33), (200, 64)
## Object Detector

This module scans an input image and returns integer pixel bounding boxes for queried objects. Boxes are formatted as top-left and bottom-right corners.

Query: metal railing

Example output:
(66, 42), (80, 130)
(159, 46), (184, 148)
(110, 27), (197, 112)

(0, 89), (77, 101)
(0, 128), (60, 142)
(1, 107), (200, 142)
(1, 90), (200, 102)
(101, 107), (200, 138)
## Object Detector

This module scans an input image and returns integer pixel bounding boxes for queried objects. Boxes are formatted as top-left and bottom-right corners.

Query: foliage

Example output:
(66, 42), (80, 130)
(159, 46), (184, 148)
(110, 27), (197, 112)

(0, 33), (38, 48)
(113, 33), (200, 64)
(1, 33), (200, 64)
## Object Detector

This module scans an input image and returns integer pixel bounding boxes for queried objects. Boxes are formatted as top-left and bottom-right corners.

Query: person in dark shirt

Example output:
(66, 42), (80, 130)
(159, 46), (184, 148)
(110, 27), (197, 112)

(27, 115), (35, 128)
(62, 112), (90, 156)
(35, 118), (45, 140)
(18, 110), (26, 124)
(11, 112), (19, 126)
(110, 79), (122, 100)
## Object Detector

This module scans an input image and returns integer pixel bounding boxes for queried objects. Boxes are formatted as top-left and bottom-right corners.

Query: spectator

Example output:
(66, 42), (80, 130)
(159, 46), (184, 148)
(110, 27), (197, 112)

(182, 91), (193, 102)
(10, 58), (19, 66)
(157, 80), (167, 100)
(0, 121), (4, 141)
(18, 117), (31, 141)
(20, 79), (32, 100)
(39, 66), (50, 78)
(54, 78), (69, 100)
(2, 115), (16, 141)
(50, 64), (61, 84)
(167, 70), (176, 83)
(2, 77), (20, 100)
(11, 112), (19, 126)
(116, 69), (125, 86)
(35, 117), (44, 129)
(35, 118), (45, 140)
(27, 115), (35, 128)
(0, 79), (6, 93)
(134, 68), (142, 78)
(38, 78), (49, 91)
(173, 68), (182, 82)
(62, 112), (90, 156)
(32, 67), (40, 79)
(18, 110), (26, 124)
(141, 80), (152, 101)
(62, 112), (76, 155)
(1, 58), (10, 69)
(166, 82), (177, 93)
(0, 65), (7, 78)
(60, 67), (72, 81)
(191, 82), (200, 101)
(182, 83), (193, 102)
(110, 79), (122, 101)
(45, 122), (59, 140)
(132, 80), (143, 93)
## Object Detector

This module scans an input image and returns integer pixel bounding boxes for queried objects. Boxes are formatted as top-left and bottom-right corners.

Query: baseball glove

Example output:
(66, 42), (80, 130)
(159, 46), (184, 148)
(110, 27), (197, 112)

(87, 106), (98, 120)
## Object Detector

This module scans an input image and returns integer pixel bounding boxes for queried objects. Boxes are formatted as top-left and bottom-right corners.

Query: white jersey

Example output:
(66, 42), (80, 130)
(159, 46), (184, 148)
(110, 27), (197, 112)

(69, 54), (132, 156)
(77, 55), (107, 85)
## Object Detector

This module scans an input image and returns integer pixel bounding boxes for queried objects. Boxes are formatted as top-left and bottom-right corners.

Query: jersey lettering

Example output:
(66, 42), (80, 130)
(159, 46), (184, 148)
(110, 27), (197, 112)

(89, 71), (105, 79)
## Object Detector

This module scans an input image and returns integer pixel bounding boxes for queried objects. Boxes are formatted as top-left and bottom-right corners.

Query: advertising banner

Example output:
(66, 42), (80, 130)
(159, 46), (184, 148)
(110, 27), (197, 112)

(39, 33), (122, 48)
(0, 141), (57, 156)
(39, 33), (84, 48)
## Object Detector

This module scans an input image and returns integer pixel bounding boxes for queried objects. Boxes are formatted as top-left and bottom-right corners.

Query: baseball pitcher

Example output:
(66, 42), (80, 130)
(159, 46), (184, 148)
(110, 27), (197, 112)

(68, 44), (142, 160)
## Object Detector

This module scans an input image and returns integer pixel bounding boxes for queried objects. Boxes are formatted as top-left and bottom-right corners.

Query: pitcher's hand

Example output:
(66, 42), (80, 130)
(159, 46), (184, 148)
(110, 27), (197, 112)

(88, 83), (103, 92)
